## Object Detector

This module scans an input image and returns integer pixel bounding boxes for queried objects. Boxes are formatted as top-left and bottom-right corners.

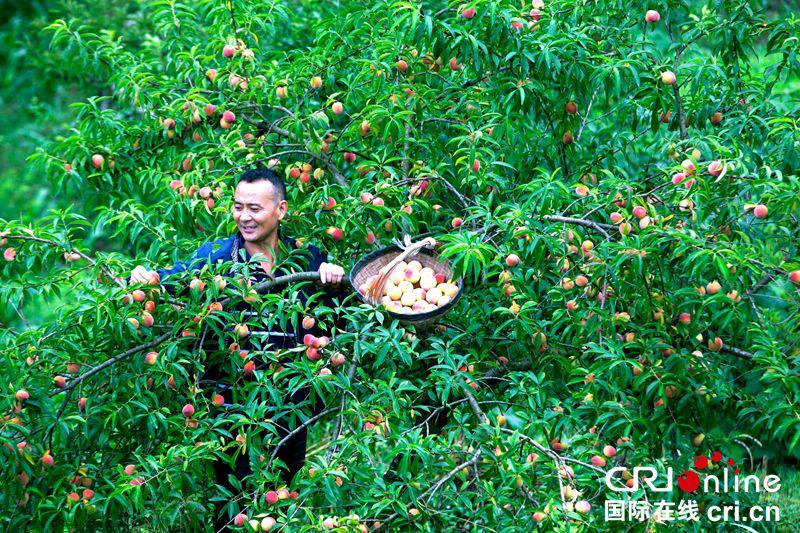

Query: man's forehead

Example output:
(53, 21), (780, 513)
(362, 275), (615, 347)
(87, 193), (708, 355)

(234, 180), (277, 203)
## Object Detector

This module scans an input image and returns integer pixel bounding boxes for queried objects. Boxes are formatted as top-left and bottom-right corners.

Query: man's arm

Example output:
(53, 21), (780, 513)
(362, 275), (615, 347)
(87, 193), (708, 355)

(129, 240), (223, 287)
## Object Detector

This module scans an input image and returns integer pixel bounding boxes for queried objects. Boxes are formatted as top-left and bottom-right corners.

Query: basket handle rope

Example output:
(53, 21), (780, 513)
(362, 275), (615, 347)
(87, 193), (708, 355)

(364, 236), (437, 306)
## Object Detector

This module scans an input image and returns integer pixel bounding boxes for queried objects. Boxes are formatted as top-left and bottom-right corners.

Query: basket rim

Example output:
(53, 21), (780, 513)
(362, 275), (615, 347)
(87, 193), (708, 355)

(349, 243), (463, 323)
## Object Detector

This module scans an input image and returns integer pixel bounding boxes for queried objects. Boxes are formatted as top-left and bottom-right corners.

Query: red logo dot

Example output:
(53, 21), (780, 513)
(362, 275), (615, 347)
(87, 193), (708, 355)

(694, 455), (708, 470)
(677, 471), (701, 493)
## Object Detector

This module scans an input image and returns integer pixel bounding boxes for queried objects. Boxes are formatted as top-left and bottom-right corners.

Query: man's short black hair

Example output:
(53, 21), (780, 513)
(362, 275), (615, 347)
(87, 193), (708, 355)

(237, 168), (287, 204)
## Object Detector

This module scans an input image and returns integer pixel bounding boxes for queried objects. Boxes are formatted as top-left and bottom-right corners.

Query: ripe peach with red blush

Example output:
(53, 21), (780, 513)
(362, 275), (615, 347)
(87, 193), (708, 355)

(708, 336), (723, 352)
(708, 160), (724, 176)
(326, 227), (343, 241)
(661, 71), (676, 85)
(645, 10), (660, 22)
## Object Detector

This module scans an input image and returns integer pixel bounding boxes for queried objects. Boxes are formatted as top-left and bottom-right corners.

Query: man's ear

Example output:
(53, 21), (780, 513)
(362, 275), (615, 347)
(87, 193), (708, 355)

(277, 199), (288, 220)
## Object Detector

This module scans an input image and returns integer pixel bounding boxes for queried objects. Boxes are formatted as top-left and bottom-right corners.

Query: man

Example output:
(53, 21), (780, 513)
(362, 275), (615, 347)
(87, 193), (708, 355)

(130, 168), (346, 529)
(131, 168), (344, 285)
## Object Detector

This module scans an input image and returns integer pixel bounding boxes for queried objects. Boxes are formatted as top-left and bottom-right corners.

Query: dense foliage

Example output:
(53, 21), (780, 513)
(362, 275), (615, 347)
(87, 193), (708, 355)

(1, 0), (799, 531)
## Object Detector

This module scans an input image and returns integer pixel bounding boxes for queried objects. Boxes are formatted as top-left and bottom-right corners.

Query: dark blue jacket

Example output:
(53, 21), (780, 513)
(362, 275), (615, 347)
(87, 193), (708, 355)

(155, 232), (343, 431)
(156, 231), (342, 351)
(156, 231), (328, 283)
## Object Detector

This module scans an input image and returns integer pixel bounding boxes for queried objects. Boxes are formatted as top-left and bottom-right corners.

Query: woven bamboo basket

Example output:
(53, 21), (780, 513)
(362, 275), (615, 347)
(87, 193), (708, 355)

(349, 239), (463, 329)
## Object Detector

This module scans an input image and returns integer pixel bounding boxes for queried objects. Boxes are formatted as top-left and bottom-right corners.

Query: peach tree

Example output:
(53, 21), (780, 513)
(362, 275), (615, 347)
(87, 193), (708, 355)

(1, 0), (799, 531)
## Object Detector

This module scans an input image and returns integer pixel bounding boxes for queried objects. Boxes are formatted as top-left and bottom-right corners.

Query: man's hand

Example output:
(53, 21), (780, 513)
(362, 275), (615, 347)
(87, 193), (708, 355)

(318, 262), (345, 285)
(130, 265), (159, 285)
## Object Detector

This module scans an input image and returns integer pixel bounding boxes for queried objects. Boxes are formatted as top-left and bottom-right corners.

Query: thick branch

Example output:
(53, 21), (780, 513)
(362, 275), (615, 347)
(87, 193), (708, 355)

(240, 114), (290, 138)
(459, 380), (487, 424)
(543, 215), (615, 240)
(721, 345), (754, 361)
(672, 82), (688, 140)
(45, 331), (172, 444)
(667, 23), (688, 140)
(748, 273), (773, 295)
(56, 332), (172, 395)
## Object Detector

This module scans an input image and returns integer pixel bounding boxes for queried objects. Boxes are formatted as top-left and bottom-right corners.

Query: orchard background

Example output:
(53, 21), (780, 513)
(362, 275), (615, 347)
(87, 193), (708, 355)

(1, 0), (799, 531)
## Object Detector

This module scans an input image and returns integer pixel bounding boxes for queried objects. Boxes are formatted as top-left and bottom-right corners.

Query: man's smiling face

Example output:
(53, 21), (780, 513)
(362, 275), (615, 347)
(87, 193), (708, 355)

(232, 179), (287, 248)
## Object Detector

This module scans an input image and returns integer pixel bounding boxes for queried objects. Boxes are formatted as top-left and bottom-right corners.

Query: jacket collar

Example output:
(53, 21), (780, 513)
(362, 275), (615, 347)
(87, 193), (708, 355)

(233, 228), (296, 263)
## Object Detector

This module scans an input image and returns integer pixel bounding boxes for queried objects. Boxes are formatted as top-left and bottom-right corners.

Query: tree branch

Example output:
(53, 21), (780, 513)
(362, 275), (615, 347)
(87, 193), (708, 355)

(326, 360), (359, 462)
(5, 234), (122, 288)
(263, 407), (338, 472)
(375, 450), (482, 530)
(543, 215), (614, 240)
